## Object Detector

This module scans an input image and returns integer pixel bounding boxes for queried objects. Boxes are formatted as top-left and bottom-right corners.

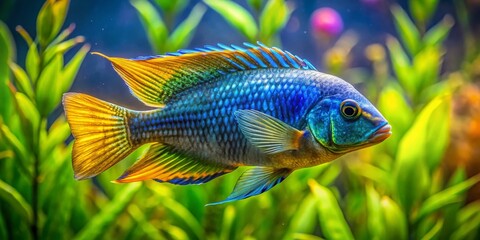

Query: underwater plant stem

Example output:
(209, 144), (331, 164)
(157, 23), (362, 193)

(30, 118), (43, 240)
(31, 150), (39, 240)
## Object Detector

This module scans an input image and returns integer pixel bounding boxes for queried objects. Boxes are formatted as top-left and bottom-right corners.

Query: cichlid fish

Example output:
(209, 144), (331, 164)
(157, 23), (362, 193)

(63, 43), (391, 205)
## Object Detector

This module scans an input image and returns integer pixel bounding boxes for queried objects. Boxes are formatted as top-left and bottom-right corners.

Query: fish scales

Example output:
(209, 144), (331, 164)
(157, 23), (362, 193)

(126, 68), (353, 167)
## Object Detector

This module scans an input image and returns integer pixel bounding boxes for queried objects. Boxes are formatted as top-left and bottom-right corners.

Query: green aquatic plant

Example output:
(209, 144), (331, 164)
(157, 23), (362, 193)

(203, 0), (292, 46)
(130, 0), (206, 54)
(0, 0), (89, 238)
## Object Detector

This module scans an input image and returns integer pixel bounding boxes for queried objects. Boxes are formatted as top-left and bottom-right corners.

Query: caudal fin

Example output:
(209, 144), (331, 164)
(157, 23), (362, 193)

(63, 93), (135, 180)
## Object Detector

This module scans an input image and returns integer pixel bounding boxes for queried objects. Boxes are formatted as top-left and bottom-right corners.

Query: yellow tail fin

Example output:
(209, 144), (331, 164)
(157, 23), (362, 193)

(63, 93), (135, 180)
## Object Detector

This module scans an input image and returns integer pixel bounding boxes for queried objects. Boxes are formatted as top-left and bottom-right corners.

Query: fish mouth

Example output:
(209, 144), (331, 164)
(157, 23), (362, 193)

(368, 123), (392, 143)
(324, 123), (392, 154)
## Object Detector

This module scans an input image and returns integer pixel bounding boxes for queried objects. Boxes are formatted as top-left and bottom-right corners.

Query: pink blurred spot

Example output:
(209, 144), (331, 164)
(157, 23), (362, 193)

(310, 7), (343, 37)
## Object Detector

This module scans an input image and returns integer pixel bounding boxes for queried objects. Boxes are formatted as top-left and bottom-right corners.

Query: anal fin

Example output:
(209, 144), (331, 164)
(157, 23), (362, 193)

(206, 167), (291, 206)
(115, 143), (235, 184)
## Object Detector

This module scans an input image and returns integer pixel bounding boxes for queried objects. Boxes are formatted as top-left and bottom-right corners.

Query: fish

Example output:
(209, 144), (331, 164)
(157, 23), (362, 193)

(62, 42), (391, 205)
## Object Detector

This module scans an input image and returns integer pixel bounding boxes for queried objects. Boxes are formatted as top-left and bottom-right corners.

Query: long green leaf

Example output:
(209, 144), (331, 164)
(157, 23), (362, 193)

(0, 121), (31, 175)
(0, 21), (15, 122)
(394, 97), (450, 212)
(420, 218), (443, 240)
(366, 184), (385, 239)
(391, 5), (421, 56)
(43, 36), (85, 64)
(423, 15), (454, 47)
(131, 0), (168, 53)
(40, 116), (70, 162)
(380, 196), (407, 240)
(259, 0), (291, 43)
(26, 43), (40, 83)
(162, 197), (204, 239)
(35, 54), (62, 116)
(285, 195), (317, 238)
(0, 179), (33, 225)
(74, 183), (141, 240)
(220, 205), (235, 240)
(41, 153), (74, 239)
(386, 37), (416, 99)
(61, 44), (90, 93)
(308, 180), (354, 240)
(37, 0), (55, 47)
(416, 174), (480, 222)
(167, 3), (206, 51)
(451, 201), (480, 240)
(8, 62), (34, 99)
(204, 0), (258, 41)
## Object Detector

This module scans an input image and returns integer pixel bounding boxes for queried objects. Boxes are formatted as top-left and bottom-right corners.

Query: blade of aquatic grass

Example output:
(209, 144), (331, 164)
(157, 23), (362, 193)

(35, 54), (62, 117)
(161, 197), (204, 239)
(74, 183), (141, 240)
(423, 15), (454, 47)
(452, 201), (480, 240)
(9, 62), (34, 99)
(61, 44), (90, 93)
(386, 37), (417, 99)
(284, 195), (318, 239)
(130, 0), (168, 53)
(40, 116), (70, 161)
(41, 151), (75, 239)
(415, 174), (480, 223)
(162, 224), (189, 240)
(0, 120), (31, 177)
(127, 204), (167, 240)
(308, 180), (354, 240)
(14, 92), (40, 145)
(413, 47), (443, 92)
(391, 5), (421, 56)
(26, 43), (40, 82)
(36, 0), (69, 48)
(380, 196), (407, 240)
(377, 84), (413, 153)
(437, 168), (466, 237)
(0, 213), (6, 240)
(0, 21), (15, 122)
(409, 0), (439, 28)
(177, 187), (207, 224)
(43, 36), (84, 63)
(365, 184), (385, 239)
(167, 3), (206, 51)
(420, 217), (443, 240)
(394, 96), (450, 213)
(259, 0), (291, 44)
(0, 179), (33, 225)
(423, 94), (450, 172)
(203, 0), (258, 41)
(153, 0), (188, 14)
(220, 205), (235, 240)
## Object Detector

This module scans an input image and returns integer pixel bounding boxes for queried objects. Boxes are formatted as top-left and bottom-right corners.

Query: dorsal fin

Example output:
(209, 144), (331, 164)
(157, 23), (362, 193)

(93, 42), (316, 107)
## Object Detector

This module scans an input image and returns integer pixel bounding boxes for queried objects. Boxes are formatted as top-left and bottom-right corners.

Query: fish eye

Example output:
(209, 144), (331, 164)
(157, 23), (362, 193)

(340, 100), (362, 120)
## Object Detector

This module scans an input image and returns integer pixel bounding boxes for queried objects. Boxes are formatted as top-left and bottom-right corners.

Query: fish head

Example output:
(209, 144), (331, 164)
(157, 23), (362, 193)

(307, 92), (391, 154)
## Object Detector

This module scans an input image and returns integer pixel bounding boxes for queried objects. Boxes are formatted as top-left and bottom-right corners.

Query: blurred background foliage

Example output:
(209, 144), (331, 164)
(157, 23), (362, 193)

(1, 0), (480, 239)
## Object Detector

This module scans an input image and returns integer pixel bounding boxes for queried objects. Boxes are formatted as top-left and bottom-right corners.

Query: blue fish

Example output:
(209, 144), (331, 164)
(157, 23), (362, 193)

(63, 43), (391, 205)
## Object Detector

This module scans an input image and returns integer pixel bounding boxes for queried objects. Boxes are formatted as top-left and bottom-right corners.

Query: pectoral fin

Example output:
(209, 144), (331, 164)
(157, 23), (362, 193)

(235, 109), (303, 154)
(206, 167), (291, 206)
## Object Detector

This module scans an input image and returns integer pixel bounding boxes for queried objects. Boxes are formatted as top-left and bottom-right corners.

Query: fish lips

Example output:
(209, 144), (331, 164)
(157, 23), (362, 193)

(368, 123), (392, 143)
(325, 123), (392, 154)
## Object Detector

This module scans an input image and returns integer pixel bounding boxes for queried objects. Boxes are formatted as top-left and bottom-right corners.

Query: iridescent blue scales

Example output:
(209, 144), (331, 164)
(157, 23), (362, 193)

(63, 43), (392, 205)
